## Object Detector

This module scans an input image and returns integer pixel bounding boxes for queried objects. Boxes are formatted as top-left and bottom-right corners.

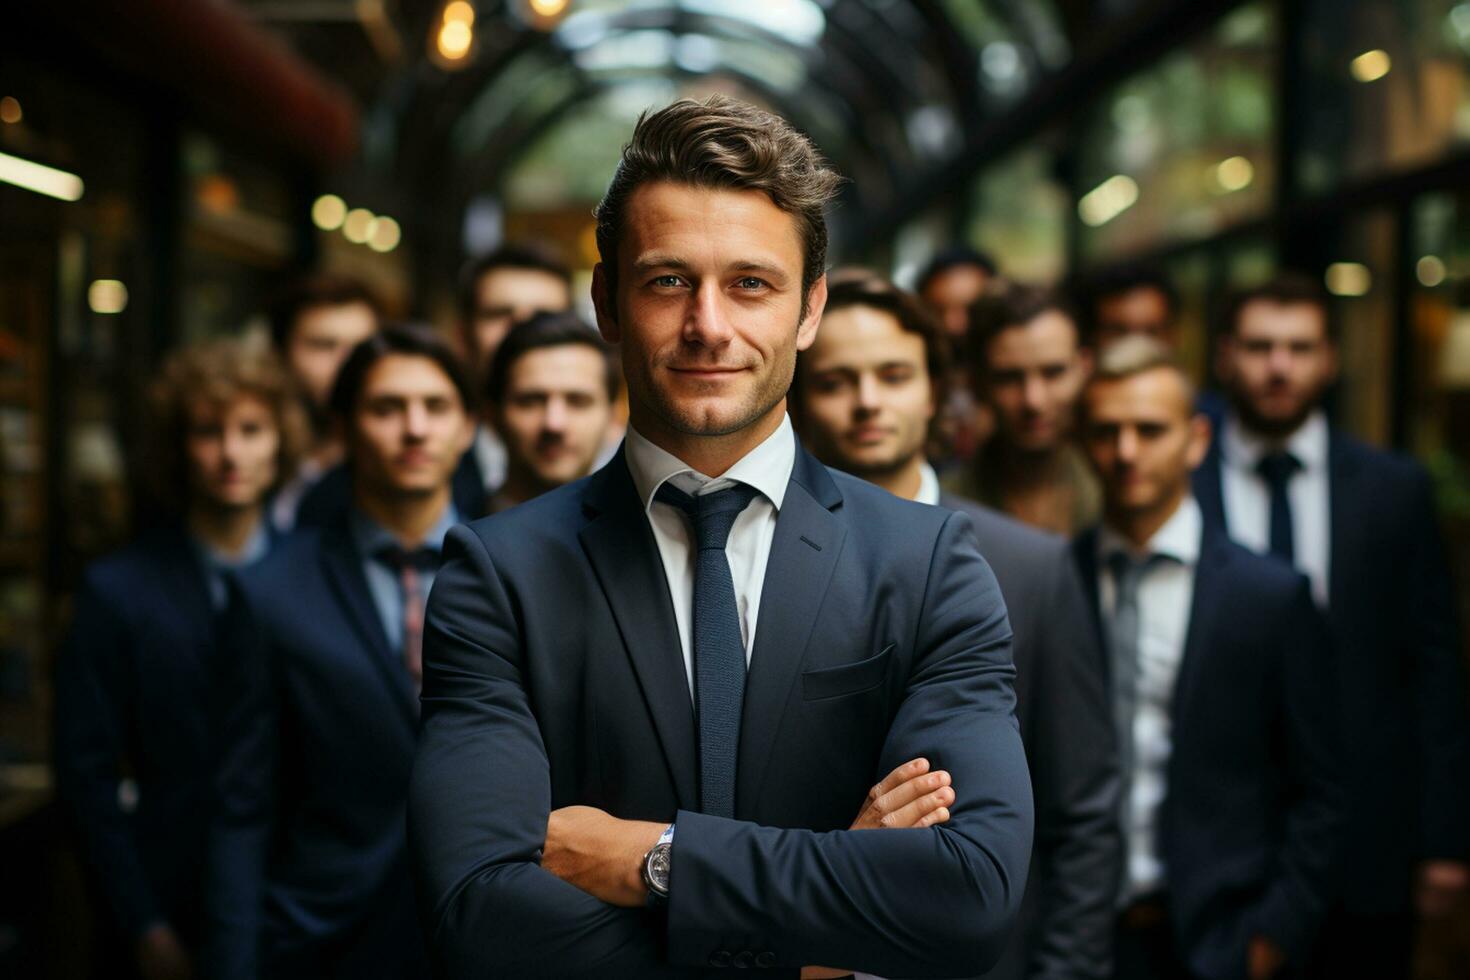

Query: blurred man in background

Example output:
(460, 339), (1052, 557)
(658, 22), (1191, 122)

(56, 337), (304, 980)
(265, 275), (380, 532)
(793, 271), (1119, 980)
(1076, 336), (1343, 980)
(208, 325), (473, 980)
(1196, 274), (1470, 979)
(482, 311), (617, 513)
(458, 243), (576, 499)
(954, 284), (1100, 535)
(916, 246), (999, 474)
(1088, 267), (1180, 352)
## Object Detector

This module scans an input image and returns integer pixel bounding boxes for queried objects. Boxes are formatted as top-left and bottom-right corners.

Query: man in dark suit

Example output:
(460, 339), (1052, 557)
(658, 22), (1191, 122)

(1193, 274), (1470, 978)
(1076, 336), (1343, 980)
(409, 96), (1034, 979)
(792, 270), (1120, 980)
(482, 311), (618, 514)
(56, 338), (304, 980)
(207, 325), (475, 980)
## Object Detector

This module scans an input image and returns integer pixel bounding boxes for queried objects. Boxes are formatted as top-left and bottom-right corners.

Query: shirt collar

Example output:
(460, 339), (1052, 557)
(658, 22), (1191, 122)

(192, 520), (270, 573)
(351, 501), (460, 559)
(1098, 494), (1202, 568)
(1223, 409), (1329, 471)
(624, 413), (795, 514)
(915, 460), (941, 506)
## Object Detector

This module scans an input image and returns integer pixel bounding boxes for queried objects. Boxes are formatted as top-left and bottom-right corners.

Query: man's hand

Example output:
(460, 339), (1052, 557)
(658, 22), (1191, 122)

(850, 758), (954, 831)
(798, 761), (956, 979)
(1246, 935), (1285, 980)
(1416, 859), (1470, 918)
(542, 805), (665, 908)
(136, 923), (192, 980)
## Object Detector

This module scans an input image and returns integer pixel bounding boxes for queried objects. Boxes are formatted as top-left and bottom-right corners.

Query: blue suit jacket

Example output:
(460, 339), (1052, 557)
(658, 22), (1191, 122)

(409, 443), (1034, 979)
(206, 522), (424, 979)
(1073, 525), (1345, 979)
(1193, 429), (1470, 914)
(54, 526), (228, 943)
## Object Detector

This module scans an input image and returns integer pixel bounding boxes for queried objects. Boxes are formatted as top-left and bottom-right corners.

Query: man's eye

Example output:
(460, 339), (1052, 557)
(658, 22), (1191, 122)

(735, 277), (766, 290)
(651, 275), (684, 288)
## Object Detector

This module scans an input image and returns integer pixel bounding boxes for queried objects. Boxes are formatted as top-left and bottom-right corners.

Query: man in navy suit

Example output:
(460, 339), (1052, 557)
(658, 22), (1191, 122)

(1193, 274), (1470, 978)
(207, 324), (475, 980)
(409, 96), (1034, 978)
(56, 337), (304, 980)
(792, 270), (1120, 980)
(1075, 337), (1343, 980)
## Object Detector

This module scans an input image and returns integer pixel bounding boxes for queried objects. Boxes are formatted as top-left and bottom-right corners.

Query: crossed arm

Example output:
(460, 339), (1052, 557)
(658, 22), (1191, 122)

(409, 516), (1033, 978)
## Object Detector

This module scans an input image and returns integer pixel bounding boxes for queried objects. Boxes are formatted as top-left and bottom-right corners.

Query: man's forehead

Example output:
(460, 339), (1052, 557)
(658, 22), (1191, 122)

(621, 182), (801, 268)
(364, 355), (458, 394)
(1086, 371), (1192, 418)
(1237, 299), (1327, 337)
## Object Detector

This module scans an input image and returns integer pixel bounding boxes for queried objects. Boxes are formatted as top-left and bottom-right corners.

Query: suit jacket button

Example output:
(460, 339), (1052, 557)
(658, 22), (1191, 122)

(732, 950), (754, 969)
(754, 951), (776, 969)
(709, 950), (732, 968)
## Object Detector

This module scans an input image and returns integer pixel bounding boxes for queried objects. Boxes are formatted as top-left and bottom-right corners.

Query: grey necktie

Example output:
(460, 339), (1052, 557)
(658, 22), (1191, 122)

(1106, 549), (1171, 897)
(656, 480), (761, 818)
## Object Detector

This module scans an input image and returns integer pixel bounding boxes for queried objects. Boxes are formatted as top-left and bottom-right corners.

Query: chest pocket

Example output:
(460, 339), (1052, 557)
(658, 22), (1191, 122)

(802, 643), (895, 701)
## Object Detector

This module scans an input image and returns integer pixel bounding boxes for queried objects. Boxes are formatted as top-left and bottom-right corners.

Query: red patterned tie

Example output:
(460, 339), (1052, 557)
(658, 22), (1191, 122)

(399, 562), (424, 691)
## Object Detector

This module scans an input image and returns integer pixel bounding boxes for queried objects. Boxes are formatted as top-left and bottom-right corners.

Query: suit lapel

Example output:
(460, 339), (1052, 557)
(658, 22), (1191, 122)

(736, 446), (846, 816)
(1326, 431), (1362, 626)
(1192, 440), (1228, 531)
(1174, 528), (1229, 722)
(1071, 529), (1109, 684)
(318, 523), (419, 726)
(578, 450), (699, 811)
(154, 528), (215, 657)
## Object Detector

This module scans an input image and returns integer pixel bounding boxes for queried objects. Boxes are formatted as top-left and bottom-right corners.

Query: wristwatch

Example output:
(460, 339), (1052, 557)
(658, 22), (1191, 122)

(641, 823), (675, 903)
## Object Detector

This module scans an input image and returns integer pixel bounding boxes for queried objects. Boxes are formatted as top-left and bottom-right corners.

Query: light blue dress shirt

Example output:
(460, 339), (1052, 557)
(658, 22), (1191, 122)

(351, 504), (459, 652)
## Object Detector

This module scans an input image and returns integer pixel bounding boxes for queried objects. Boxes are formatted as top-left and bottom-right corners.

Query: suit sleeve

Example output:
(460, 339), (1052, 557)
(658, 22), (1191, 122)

(666, 510), (1035, 978)
(410, 526), (689, 979)
(53, 576), (164, 939)
(1250, 578), (1346, 962)
(204, 581), (278, 980)
(1024, 551), (1120, 980)
(1408, 467), (1470, 862)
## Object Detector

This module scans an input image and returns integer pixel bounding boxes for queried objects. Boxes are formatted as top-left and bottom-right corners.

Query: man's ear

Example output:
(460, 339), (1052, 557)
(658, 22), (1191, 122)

(591, 263), (620, 344)
(796, 274), (828, 352)
(1186, 412), (1213, 471)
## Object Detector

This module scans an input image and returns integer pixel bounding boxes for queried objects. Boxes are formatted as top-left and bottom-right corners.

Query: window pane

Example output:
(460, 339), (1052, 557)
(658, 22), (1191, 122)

(1298, 0), (1470, 194)
(1075, 3), (1276, 264)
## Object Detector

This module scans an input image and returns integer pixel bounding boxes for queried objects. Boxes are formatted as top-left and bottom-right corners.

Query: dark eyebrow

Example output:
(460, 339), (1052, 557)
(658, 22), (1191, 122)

(631, 254), (693, 275)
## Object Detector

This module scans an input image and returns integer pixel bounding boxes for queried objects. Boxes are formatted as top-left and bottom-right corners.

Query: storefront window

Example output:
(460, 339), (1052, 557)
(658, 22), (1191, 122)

(964, 142), (1068, 283)
(1074, 3), (1276, 264)
(1298, 0), (1470, 194)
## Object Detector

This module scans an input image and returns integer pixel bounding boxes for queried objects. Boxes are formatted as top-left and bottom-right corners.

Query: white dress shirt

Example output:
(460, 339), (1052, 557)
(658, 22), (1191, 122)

(1097, 495), (1201, 902)
(623, 415), (795, 698)
(473, 425), (507, 495)
(1219, 410), (1331, 606)
(914, 460), (941, 506)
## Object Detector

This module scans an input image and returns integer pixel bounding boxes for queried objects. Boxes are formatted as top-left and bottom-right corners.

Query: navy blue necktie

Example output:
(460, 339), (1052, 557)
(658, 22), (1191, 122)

(1256, 451), (1301, 563)
(656, 480), (761, 818)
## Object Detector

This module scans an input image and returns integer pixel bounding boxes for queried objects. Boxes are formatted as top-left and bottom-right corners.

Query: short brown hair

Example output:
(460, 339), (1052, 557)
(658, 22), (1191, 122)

(793, 269), (950, 407)
(593, 95), (843, 314)
(267, 274), (381, 350)
(1221, 272), (1332, 341)
(1087, 334), (1197, 405)
(966, 281), (1079, 378)
(146, 336), (308, 511)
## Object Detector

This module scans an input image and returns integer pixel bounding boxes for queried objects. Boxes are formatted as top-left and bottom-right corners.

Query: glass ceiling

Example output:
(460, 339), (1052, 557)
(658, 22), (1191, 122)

(393, 0), (1067, 221)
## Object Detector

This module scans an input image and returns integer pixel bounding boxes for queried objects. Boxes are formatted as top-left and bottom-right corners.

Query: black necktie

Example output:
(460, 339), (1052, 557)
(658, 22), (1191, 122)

(655, 480), (761, 818)
(1255, 451), (1301, 563)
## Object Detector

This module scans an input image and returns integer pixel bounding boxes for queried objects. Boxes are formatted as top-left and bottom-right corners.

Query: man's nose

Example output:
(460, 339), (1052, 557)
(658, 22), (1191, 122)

(683, 281), (736, 348)
(855, 374), (882, 412)
(404, 403), (430, 438)
(543, 397), (569, 433)
(1116, 428), (1138, 462)
(1022, 375), (1047, 411)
